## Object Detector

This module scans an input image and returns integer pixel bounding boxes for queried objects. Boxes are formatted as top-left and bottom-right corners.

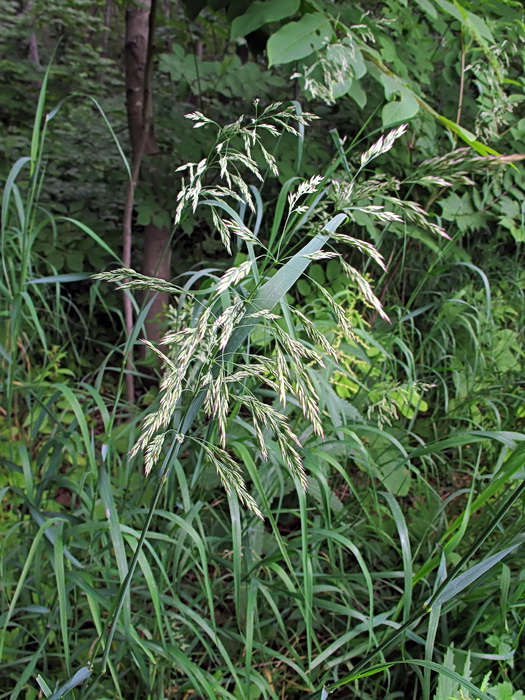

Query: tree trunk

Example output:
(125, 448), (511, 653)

(28, 32), (40, 66)
(21, 1), (41, 66)
(124, 0), (172, 350)
(102, 0), (112, 58)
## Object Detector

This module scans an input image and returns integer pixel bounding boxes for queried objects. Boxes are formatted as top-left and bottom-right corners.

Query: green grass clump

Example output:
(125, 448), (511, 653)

(1, 84), (524, 700)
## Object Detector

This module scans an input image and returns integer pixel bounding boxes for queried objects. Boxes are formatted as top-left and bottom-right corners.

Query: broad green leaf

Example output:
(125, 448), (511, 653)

(380, 73), (400, 99)
(183, 0), (207, 20)
(434, 0), (494, 42)
(414, 0), (437, 18)
(326, 42), (365, 79)
(347, 44), (366, 79)
(434, 0), (467, 22)
(267, 13), (333, 66)
(466, 11), (495, 43)
(326, 42), (367, 100)
(431, 539), (524, 607)
(508, 223), (525, 243)
(330, 78), (353, 102)
(380, 460), (412, 496)
(382, 89), (419, 127)
(440, 192), (473, 222)
(489, 681), (524, 700)
(231, 0), (300, 39)
(347, 80), (367, 108)
(434, 647), (459, 700)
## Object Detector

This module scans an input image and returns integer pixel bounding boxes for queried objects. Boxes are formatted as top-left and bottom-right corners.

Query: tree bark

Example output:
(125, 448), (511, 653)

(124, 0), (172, 377)
(21, 1), (41, 66)
(102, 0), (112, 58)
(28, 32), (40, 66)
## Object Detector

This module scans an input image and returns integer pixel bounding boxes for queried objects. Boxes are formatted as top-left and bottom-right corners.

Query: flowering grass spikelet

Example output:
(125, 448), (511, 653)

(339, 260), (390, 322)
(360, 123), (408, 167)
(199, 441), (263, 519)
(213, 301), (245, 350)
(330, 233), (387, 271)
(215, 260), (253, 297)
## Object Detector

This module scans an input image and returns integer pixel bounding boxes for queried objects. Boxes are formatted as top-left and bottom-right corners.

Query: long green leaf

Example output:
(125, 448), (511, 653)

(380, 491), (413, 622)
(28, 273), (91, 284)
(80, 94), (132, 180)
(0, 518), (61, 660)
(36, 675), (53, 698)
(224, 215), (346, 360)
(30, 53), (55, 175)
(53, 520), (70, 674)
(58, 217), (121, 262)
(1, 157), (31, 234)
(48, 666), (92, 700)
(326, 658), (493, 698)
(431, 539), (524, 608)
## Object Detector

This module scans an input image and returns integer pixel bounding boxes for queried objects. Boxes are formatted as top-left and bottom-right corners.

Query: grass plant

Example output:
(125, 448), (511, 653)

(1, 84), (524, 700)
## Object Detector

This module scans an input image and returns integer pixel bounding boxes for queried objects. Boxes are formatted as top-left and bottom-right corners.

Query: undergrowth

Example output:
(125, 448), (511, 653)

(0, 79), (524, 700)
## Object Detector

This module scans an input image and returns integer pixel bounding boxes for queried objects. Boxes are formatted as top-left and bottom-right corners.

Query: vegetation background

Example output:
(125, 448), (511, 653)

(1, 0), (524, 698)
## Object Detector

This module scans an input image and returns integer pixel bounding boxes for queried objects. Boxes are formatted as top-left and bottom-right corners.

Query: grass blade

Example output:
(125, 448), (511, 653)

(380, 490), (413, 623)
(1, 157), (31, 234)
(431, 538), (525, 608)
(53, 520), (70, 675)
(48, 666), (92, 700)
(326, 659), (493, 698)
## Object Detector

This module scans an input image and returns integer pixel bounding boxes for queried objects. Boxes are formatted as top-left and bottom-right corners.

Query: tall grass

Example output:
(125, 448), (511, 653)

(1, 82), (524, 700)
(0, 62), (131, 699)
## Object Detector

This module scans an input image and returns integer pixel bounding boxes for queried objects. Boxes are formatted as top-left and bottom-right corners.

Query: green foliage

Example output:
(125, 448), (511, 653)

(230, 0), (301, 39)
(1, 1), (525, 699)
(267, 13), (334, 67)
(158, 46), (286, 103)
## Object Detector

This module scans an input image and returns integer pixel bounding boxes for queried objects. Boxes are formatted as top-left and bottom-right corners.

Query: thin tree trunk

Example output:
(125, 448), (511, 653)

(124, 0), (172, 399)
(22, 1), (41, 66)
(28, 32), (40, 66)
(102, 0), (111, 58)
(161, 0), (171, 50)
